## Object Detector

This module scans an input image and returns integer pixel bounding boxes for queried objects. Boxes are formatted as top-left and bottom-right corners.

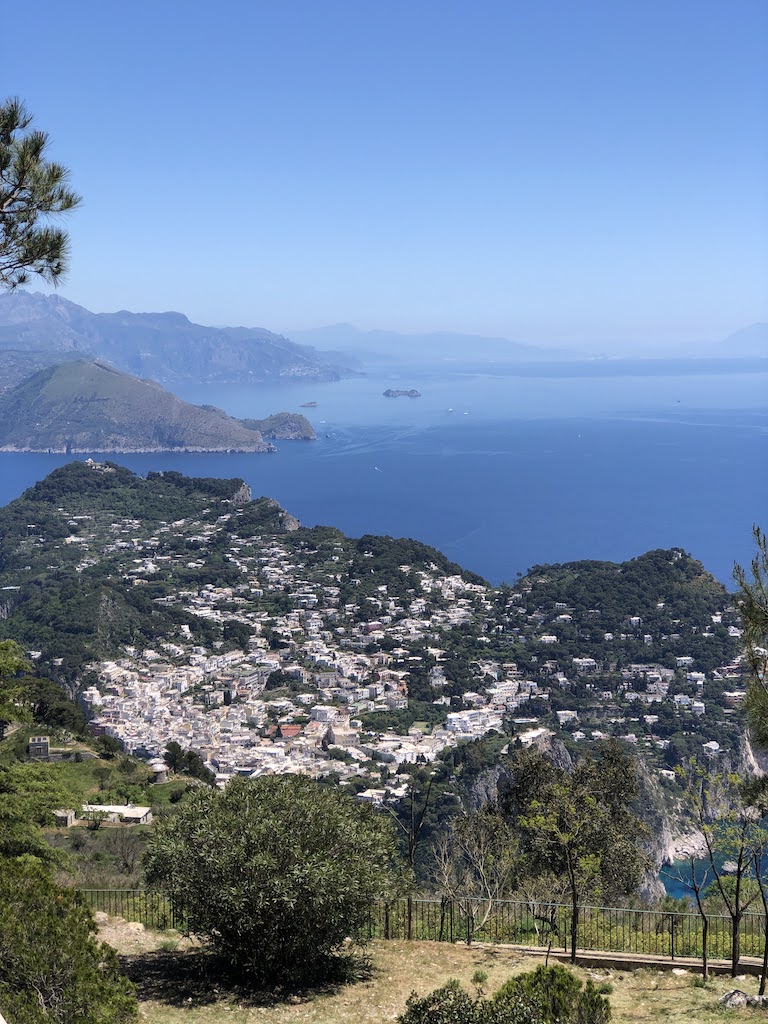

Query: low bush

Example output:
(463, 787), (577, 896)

(494, 966), (611, 1024)
(399, 966), (611, 1024)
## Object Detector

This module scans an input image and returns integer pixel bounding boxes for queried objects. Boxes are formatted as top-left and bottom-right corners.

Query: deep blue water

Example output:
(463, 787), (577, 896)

(0, 370), (765, 586)
(660, 861), (710, 902)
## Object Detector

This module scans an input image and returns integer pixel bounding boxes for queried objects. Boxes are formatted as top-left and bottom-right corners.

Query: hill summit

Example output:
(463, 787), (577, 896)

(0, 359), (279, 453)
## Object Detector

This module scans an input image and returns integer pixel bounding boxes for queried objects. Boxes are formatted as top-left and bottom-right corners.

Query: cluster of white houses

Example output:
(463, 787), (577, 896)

(29, 485), (745, 793)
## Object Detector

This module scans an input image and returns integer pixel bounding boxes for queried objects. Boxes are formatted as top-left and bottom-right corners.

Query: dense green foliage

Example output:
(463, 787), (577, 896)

(0, 860), (137, 1024)
(0, 637), (32, 729)
(163, 741), (215, 785)
(398, 967), (610, 1024)
(500, 743), (649, 958)
(144, 775), (398, 984)
(514, 548), (737, 672)
(0, 759), (68, 861)
(735, 527), (768, 746)
(524, 549), (725, 622)
(0, 731), (138, 1021)
(493, 966), (611, 1024)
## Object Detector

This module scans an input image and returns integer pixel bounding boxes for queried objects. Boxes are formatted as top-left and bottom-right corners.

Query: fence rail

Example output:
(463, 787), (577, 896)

(78, 890), (768, 968)
(77, 889), (185, 931)
(365, 899), (768, 963)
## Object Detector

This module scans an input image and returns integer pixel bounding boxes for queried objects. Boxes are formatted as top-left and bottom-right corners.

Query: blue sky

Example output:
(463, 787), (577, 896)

(6, 0), (767, 349)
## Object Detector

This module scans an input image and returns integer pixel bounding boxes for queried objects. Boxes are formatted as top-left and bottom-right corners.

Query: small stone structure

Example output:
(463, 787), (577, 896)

(149, 759), (168, 784)
(81, 803), (153, 825)
(52, 809), (76, 828)
(28, 735), (50, 759)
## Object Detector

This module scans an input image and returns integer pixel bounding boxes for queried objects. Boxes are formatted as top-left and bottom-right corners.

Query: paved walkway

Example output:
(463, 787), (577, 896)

(480, 942), (763, 977)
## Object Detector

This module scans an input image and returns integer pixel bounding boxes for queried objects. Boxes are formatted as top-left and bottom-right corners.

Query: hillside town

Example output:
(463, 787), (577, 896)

(70, 484), (748, 797)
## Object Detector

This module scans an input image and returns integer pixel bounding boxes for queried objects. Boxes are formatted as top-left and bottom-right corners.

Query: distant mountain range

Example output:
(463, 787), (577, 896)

(0, 293), (763, 390)
(718, 323), (768, 357)
(288, 321), (767, 367)
(287, 323), (577, 366)
(0, 359), (315, 453)
(0, 291), (350, 388)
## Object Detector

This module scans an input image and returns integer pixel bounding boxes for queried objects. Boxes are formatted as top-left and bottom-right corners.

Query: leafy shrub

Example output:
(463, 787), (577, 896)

(0, 860), (137, 1024)
(398, 967), (611, 1024)
(399, 980), (483, 1024)
(472, 969), (489, 993)
(494, 966), (611, 1024)
(145, 775), (397, 986)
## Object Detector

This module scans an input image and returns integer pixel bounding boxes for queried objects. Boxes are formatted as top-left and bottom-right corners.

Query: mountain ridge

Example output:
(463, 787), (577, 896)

(0, 291), (351, 385)
(287, 322), (576, 364)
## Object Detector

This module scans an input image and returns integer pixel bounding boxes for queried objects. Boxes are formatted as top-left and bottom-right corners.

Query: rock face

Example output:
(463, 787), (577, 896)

(720, 990), (748, 1008)
(0, 359), (278, 453)
(230, 483), (253, 505)
(467, 733), (574, 811)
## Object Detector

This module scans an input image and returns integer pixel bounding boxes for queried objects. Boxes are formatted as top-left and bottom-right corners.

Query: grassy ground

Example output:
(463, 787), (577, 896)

(102, 922), (758, 1024)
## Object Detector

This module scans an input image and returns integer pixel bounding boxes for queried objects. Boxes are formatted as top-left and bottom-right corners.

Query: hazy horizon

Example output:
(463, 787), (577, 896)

(8, 287), (764, 360)
(6, 1), (768, 352)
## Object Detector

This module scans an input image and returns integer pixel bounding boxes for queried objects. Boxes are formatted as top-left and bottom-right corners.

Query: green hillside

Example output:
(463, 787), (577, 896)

(0, 359), (276, 452)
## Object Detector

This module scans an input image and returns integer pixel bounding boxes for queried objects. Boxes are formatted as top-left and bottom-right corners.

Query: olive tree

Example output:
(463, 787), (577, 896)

(144, 775), (398, 985)
(503, 743), (648, 963)
(0, 97), (81, 289)
(432, 806), (518, 943)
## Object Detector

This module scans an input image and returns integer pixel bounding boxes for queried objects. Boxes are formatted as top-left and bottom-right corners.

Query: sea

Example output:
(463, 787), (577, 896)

(0, 363), (765, 587)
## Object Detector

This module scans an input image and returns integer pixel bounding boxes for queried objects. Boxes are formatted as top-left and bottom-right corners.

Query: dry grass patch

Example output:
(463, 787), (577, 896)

(99, 920), (762, 1024)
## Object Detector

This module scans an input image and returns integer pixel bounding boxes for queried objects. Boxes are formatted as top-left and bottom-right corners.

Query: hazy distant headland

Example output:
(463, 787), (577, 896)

(288, 321), (768, 372)
(0, 291), (352, 390)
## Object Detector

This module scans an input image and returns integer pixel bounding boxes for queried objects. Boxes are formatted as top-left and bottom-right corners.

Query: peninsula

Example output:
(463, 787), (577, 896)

(0, 359), (313, 453)
(238, 413), (315, 440)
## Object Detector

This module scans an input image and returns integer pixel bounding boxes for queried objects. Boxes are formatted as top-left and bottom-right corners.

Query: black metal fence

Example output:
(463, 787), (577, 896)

(364, 898), (768, 962)
(80, 890), (767, 966)
(77, 889), (185, 930)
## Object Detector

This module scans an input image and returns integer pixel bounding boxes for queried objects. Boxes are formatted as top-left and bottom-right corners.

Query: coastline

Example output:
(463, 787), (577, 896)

(663, 829), (707, 865)
(0, 444), (277, 454)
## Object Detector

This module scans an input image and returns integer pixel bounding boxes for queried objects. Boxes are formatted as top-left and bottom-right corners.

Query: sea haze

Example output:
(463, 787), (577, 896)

(0, 368), (765, 587)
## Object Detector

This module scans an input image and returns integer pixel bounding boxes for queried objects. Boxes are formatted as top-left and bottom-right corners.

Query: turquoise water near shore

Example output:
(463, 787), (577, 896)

(660, 861), (710, 902)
